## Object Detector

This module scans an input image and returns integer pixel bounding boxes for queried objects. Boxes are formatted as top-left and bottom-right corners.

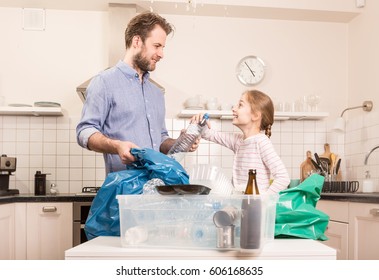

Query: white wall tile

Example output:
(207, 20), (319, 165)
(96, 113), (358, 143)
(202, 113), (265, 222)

(29, 142), (43, 155)
(29, 154), (43, 168)
(172, 119), (186, 130)
(56, 116), (70, 130)
(70, 155), (83, 168)
(43, 129), (57, 142)
(16, 155), (30, 168)
(83, 155), (96, 168)
(3, 128), (16, 141)
(43, 117), (57, 130)
(83, 168), (96, 181)
(95, 168), (106, 182)
(56, 167), (69, 181)
(70, 142), (83, 155)
(30, 117), (43, 129)
(70, 168), (82, 181)
(29, 129), (43, 142)
(16, 141), (30, 155)
(2, 116), (16, 129)
(4, 142), (17, 155)
(56, 155), (70, 168)
(43, 142), (56, 155)
(43, 155), (56, 169)
(16, 116), (30, 129)
(17, 129), (30, 142)
(56, 142), (70, 155)
(197, 143), (209, 155)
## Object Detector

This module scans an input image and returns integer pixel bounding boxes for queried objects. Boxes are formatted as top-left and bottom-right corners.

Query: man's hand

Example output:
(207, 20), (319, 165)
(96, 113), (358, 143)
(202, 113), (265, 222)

(189, 137), (200, 152)
(116, 141), (139, 165)
(87, 132), (139, 165)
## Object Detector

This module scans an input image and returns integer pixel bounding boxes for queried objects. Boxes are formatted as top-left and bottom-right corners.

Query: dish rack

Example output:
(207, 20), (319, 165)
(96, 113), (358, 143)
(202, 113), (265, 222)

(322, 180), (359, 193)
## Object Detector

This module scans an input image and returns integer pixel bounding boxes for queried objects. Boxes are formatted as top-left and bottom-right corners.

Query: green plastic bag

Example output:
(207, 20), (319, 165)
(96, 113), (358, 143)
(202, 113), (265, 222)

(275, 174), (329, 240)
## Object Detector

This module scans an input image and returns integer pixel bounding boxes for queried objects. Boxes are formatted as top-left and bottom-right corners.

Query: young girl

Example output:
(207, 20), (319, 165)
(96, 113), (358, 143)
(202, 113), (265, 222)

(193, 90), (290, 194)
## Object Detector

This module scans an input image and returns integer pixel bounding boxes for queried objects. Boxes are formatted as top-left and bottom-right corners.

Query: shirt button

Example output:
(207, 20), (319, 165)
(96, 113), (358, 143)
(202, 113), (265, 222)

(147, 114), (150, 118)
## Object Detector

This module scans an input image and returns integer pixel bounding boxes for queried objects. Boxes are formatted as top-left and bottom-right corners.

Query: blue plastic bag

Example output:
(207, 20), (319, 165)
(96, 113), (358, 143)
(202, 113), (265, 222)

(84, 148), (189, 240)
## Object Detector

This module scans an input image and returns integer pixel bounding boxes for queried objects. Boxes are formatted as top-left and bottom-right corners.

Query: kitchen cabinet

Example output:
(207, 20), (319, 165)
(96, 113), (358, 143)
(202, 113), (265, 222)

(26, 202), (73, 260)
(178, 109), (329, 120)
(316, 200), (349, 260)
(0, 203), (15, 260)
(348, 202), (379, 260)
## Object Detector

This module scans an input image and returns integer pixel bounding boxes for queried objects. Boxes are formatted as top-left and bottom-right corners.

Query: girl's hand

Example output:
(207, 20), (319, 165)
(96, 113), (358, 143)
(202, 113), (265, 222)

(190, 113), (211, 128)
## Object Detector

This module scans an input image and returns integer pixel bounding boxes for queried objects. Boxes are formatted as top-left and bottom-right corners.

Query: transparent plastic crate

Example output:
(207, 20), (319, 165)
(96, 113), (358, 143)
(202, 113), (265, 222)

(117, 194), (278, 253)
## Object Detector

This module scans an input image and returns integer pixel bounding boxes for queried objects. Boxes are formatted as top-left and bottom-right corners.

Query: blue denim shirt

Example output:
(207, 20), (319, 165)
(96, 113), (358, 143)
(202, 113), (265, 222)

(76, 60), (169, 175)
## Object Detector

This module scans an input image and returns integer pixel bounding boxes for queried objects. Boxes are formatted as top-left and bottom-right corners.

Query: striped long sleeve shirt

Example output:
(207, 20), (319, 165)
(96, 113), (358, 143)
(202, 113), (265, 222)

(202, 127), (290, 194)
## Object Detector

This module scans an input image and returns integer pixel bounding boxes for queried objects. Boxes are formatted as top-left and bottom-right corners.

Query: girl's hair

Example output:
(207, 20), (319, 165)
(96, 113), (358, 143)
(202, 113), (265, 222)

(244, 90), (274, 138)
(125, 12), (174, 49)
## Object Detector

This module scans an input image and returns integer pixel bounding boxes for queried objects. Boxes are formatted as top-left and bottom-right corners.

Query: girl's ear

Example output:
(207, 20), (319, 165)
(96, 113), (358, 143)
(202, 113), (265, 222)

(251, 111), (261, 122)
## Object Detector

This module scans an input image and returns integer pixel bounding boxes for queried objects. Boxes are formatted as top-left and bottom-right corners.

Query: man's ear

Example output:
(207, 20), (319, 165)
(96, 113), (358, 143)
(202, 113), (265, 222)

(132, 35), (141, 48)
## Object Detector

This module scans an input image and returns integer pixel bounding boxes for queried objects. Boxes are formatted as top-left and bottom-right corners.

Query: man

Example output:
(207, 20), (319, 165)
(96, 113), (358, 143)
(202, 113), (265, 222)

(77, 12), (192, 175)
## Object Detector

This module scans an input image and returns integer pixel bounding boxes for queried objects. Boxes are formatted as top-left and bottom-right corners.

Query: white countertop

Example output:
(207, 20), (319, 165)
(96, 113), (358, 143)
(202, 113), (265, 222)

(65, 236), (336, 260)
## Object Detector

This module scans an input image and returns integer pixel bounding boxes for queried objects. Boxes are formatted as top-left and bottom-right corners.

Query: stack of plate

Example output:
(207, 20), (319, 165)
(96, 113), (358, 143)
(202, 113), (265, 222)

(34, 101), (61, 107)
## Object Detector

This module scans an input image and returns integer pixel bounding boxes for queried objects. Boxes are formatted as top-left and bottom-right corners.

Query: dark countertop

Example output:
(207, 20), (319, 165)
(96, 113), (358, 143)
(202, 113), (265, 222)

(0, 192), (379, 204)
(0, 193), (95, 204)
(1, 192), (379, 204)
(320, 192), (379, 204)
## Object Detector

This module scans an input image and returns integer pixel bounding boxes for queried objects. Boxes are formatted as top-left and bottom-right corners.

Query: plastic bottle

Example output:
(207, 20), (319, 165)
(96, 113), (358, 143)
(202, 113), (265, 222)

(167, 113), (209, 160)
(190, 222), (217, 247)
(362, 170), (374, 193)
(240, 169), (262, 250)
(142, 178), (165, 195)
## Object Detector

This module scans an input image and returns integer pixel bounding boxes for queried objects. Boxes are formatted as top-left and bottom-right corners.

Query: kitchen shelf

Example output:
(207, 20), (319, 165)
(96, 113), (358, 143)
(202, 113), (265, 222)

(178, 110), (329, 121)
(0, 106), (63, 116)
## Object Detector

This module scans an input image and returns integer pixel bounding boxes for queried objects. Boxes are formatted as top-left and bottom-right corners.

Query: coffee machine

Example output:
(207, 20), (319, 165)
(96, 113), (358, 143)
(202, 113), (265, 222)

(0, 154), (19, 196)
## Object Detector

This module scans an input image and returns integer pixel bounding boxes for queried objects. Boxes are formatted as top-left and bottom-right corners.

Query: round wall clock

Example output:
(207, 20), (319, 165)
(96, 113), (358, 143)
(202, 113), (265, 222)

(236, 55), (265, 86)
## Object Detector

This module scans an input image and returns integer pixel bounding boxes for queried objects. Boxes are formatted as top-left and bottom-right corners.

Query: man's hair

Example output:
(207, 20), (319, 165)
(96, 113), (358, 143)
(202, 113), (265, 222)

(125, 12), (174, 48)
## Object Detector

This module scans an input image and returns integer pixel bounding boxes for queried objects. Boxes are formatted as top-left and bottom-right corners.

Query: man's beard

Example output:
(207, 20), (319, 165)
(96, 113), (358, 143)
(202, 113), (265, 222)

(133, 52), (155, 72)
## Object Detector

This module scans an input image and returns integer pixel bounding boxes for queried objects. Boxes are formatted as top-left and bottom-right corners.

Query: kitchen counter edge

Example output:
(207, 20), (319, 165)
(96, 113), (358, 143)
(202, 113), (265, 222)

(320, 192), (379, 204)
(1, 192), (379, 204)
(0, 193), (95, 204)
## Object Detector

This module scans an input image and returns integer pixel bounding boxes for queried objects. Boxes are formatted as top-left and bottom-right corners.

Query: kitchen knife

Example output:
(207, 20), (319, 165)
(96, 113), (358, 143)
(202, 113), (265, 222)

(314, 153), (326, 174)
(314, 153), (321, 165)
(335, 158), (341, 174)
(310, 158), (321, 171)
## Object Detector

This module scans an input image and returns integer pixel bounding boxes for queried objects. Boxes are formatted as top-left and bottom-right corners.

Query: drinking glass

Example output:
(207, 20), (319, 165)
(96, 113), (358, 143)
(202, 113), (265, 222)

(306, 94), (321, 112)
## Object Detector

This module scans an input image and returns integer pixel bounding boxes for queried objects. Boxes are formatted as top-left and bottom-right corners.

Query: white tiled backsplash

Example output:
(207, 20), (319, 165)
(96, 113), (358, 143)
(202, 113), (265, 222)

(1, 113), (378, 194)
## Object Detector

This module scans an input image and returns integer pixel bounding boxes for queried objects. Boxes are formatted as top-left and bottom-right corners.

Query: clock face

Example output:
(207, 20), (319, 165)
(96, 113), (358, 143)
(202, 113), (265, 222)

(236, 56), (265, 86)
